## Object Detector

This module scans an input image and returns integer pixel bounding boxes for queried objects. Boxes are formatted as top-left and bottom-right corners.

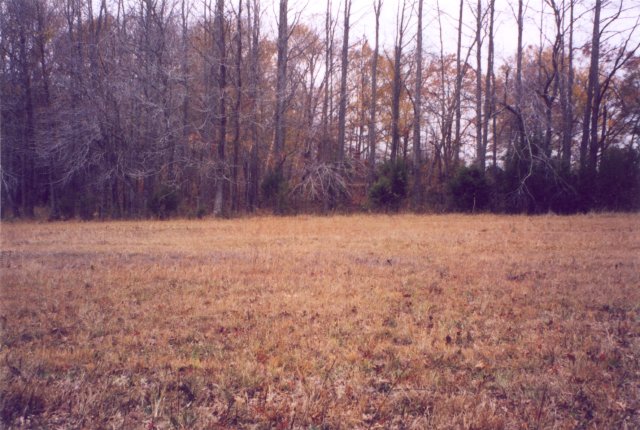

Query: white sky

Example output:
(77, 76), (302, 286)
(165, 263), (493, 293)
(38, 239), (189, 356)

(108, 0), (639, 63)
(275, 0), (640, 63)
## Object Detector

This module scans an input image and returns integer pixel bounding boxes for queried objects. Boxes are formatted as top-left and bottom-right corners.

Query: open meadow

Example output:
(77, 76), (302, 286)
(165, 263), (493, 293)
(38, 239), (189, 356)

(1, 214), (639, 429)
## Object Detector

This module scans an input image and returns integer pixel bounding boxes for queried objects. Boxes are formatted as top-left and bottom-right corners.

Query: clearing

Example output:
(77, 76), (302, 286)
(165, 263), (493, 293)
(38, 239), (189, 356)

(1, 214), (639, 428)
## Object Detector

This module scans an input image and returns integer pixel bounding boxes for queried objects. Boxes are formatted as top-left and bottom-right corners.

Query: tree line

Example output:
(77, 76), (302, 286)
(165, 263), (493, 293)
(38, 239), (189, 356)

(1, 0), (639, 219)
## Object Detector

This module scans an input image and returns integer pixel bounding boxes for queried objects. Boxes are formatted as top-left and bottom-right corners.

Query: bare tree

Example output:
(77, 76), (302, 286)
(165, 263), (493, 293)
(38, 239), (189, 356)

(246, 0), (261, 211)
(412, 0), (424, 205)
(560, 0), (575, 172)
(390, 0), (409, 162)
(368, 0), (382, 184)
(453, 0), (464, 170)
(482, 0), (495, 173)
(337, 0), (352, 161)
(273, 0), (289, 167)
(579, 0), (601, 190)
(474, 0), (484, 170)
(320, 0), (337, 163)
(213, 0), (227, 216)
(230, 0), (243, 212)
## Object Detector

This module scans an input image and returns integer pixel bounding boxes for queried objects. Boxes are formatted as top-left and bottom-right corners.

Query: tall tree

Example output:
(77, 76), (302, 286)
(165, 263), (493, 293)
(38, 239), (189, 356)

(179, 0), (190, 181)
(368, 0), (382, 184)
(579, 0), (601, 189)
(453, 0), (464, 170)
(231, 0), (243, 212)
(482, 0), (495, 173)
(475, 0), (484, 170)
(337, 0), (351, 161)
(516, 0), (524, 110)
(515, 0), (526, 156)
(560, 0), (575, 172)
(213, 0), (227, 216)
(320, 0), (336, 162)
(273, 0), (289, 167)
(246, 0), (261, 211)
(390, 0), (408, 162)
(412, 0), (424, 205)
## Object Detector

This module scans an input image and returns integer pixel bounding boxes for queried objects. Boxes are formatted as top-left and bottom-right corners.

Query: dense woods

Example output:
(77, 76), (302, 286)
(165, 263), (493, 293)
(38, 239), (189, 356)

(2, 0), (639, 219)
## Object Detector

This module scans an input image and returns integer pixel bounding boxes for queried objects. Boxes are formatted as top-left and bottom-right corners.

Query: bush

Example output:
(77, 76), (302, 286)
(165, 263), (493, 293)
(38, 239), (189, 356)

(368, 160), (408, 211)
(261, 168), (289, 214)
(548, 169), (580, 214)
(78, 192), (97, 220)
(597, 147), (640, 211)
(499, 155), (581, 214)
(149, 184), (180, 219)
(447, 165), (490, 212)
(57, 191), (76, 219)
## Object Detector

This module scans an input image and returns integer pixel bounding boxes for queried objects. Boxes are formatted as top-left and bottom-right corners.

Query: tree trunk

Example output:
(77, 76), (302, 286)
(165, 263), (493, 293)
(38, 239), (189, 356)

(390, 1), (406, 163)
(561, 0), (574, 172)
(580, 0), (601, 185)
(246, 0), (261, 211)
(482, 0), (495, 174)
(231, 0), (243, 213)
(180, 0), (190, 181)
(453, 0), (464, 172)
(337, 0), (351, 161)
(412, 0), (424, 207)
(18, 12), (35, 217)
(320, 0), (333, 163)
(516, 0), (525, 153)
(213, 0), (227, 217)
(475, 0), (484, 171)
(273, 0), (288, 164)
(368, 0), (381, 184)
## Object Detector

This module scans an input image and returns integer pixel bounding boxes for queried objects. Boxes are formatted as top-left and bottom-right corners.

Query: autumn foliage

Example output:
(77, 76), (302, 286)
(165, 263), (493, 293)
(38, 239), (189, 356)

(1, 0), (639, 218)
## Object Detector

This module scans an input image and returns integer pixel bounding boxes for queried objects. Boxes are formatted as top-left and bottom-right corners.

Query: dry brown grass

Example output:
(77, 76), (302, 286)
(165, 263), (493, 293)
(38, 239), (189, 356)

(1, 214), (639, 429)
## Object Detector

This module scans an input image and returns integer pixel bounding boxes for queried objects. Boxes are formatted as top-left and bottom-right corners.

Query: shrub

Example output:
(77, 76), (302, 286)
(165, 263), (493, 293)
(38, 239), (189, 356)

(368, 160), (408, 211)
(78, 192), (97, 220)
(57, 191), (76, 219)
(597, 147), (640, 211)
(149, 184), (180, 219)
(447, 165), (490, 212)
(261, 168), (289, 214)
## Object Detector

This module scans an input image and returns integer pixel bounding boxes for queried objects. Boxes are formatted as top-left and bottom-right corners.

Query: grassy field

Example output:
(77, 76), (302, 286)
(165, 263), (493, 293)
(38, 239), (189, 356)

(1, 214), (639, 429)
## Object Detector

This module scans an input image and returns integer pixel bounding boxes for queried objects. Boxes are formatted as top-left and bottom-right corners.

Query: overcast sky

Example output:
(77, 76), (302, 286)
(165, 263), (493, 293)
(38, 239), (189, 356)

(264, 0), (640, 63)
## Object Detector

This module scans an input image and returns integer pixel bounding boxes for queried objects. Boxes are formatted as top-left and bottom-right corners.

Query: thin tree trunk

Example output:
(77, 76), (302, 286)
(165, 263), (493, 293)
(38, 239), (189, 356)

(35, 0), (57, 217)
(213, 0), (227, 216)
(18, 15), (35, 217)
(492, 68), (497, 174)
(273, 0), (288, 165)
(180, 0), (189, 181)
(437, 3), (449, 177)
(390, 1), (406, 163)
(320, 0), (332, 162)
(413, 0), (423, 207)
(580, 0), (600, 181)
(561, 0), (574, 171)
(516, 0), (525, 153)
(475, 0), (484, 170)
(231, 0), (243, 213)
(337, 0), (351, 161)
(482, 0), (495, 173)
(368, 0), (381, 184)
(247, 0), (261, 211)
(453, 0), (464, 171)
